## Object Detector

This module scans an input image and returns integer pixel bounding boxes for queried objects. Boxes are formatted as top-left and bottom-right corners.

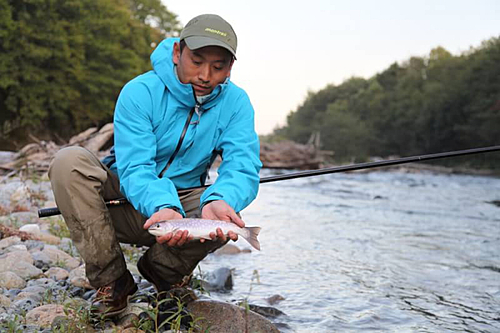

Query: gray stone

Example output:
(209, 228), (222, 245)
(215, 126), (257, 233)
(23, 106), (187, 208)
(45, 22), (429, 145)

(19, 224), (41, 234)
(26, 278), (57, 289)
(41, 245), (81, 270)
(13, 297), (40, 312)
(45, 267), (69, 281)
(22, 285), (47, 295)
(201, 267), (234, 291)
(0, 236), (21, 250)
(8, 211), (39, 225)
(213, 243), (252, 255)
(0, 151), (17, 164)
(0, 254), (42, 279)
(0, 249), (33, 264)
(5, 244), (28, 252)
(31, 250), (52, 265)
(68, 264), (92, 289)
(0, 271), (26, 289)
(14, 291), (43, 304)
(0, 294), (11, 307)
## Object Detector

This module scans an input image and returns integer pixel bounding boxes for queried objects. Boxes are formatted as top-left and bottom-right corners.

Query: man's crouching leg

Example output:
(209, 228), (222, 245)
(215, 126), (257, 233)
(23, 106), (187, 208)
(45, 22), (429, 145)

(137, 189), (227, 295)
(49, 146), (137, 317)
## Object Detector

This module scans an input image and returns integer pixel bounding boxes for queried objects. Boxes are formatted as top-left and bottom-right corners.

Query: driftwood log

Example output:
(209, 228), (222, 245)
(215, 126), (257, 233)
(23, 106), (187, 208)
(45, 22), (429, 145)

(0, 124), (114, 177)
(0, 124), (333, 176)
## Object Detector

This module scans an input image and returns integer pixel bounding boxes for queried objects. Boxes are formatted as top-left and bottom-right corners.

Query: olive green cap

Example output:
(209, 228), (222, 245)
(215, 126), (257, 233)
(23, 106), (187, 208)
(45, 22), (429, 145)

(180, 14), (237, 58)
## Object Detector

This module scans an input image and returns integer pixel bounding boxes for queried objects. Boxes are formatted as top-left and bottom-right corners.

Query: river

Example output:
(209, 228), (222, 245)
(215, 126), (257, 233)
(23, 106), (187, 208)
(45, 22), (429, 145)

(199, 169), (500, 332)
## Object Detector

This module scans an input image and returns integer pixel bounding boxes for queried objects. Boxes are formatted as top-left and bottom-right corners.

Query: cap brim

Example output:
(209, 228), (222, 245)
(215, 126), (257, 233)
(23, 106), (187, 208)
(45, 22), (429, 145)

(184, 36), (236, 59)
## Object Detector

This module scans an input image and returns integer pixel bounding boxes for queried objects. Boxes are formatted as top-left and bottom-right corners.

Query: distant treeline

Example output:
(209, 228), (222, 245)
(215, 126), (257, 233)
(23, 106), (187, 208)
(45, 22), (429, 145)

(273, 38), (500, 169)
(0, 0), (180, 149)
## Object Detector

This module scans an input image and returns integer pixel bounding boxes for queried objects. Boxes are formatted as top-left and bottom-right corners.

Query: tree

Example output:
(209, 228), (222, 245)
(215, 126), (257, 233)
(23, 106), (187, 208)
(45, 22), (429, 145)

(0, 0), (180, 149)
(273, 36), (500, 169)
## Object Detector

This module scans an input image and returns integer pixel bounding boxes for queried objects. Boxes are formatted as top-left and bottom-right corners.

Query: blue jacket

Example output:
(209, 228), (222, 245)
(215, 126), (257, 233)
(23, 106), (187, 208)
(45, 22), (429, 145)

(105, 38), (262, 217)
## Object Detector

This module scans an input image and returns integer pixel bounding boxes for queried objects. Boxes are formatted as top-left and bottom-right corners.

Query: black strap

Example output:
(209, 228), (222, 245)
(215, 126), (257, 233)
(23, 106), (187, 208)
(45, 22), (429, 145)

(159, 107), (196, 178)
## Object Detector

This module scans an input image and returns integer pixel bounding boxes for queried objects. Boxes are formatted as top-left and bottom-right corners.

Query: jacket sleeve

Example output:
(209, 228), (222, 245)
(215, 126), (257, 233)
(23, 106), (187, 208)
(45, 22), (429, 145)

(113, 80), (184, 217)
(200, 92), (262, 213)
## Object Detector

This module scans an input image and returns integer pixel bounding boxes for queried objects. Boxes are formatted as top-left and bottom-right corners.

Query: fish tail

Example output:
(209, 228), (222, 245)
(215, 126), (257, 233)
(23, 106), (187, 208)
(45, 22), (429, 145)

(243, 226), (261, 251)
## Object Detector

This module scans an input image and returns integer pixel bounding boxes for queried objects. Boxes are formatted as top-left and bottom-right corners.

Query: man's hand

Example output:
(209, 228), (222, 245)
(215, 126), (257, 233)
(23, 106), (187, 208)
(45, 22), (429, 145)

(201, 200), (244, 243)
(143, 208), (192, 247)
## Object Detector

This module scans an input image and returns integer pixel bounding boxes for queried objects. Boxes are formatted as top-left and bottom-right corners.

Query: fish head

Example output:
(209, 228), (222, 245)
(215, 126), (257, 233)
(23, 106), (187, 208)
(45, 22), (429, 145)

(148, 222), (177, 237)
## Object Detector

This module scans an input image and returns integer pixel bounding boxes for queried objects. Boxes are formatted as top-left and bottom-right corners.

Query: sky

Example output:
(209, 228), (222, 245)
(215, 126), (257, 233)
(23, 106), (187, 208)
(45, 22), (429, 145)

(163, 0), (499, 135)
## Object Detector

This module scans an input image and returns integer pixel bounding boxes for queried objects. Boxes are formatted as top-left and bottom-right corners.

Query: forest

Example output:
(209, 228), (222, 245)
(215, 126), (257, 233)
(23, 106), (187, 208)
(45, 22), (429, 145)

(273, 38), (500, 169)
(0, 0), (179, 149)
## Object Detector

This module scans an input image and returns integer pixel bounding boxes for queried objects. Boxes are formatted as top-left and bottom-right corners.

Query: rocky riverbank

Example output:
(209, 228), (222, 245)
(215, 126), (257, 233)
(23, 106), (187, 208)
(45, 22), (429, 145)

(0, 175), (285, 332)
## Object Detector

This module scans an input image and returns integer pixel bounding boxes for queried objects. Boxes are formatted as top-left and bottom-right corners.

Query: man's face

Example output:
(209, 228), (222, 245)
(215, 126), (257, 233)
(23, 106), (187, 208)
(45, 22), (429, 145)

(173, 42), (234, 96)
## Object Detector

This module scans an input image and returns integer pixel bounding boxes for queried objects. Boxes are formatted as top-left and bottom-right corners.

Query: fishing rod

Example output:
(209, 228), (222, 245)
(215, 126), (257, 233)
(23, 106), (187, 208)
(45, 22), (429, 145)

(38, 145), (500, 218)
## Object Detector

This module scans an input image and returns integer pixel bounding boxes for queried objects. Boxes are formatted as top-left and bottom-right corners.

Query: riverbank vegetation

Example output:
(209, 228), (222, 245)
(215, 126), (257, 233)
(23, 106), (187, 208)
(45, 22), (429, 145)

(271, 38), (500, 170)
(1, 1), (499, 170)
(0, 0), (180, 149)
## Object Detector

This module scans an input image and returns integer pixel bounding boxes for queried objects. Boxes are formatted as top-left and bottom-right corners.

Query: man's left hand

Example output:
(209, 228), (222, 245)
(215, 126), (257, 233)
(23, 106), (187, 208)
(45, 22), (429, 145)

(201, 200), (243, 243)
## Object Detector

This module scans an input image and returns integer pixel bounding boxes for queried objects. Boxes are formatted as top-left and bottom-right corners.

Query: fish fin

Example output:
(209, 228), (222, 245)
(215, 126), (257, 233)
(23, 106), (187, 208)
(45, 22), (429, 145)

(243, 226), (261, 251)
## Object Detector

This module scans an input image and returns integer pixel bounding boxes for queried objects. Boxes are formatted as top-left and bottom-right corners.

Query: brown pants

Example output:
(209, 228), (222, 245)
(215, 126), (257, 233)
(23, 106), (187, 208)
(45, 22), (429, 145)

(48, 146), (225, 288)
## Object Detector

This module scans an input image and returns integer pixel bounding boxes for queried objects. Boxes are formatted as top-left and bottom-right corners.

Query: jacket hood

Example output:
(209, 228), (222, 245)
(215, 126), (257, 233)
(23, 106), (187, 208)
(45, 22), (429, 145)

(151, 38), (228, 108)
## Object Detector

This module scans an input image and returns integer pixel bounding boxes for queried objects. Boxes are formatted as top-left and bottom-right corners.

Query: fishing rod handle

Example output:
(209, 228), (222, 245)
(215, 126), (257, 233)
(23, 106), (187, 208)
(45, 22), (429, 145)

(37, 198), (129, 218)
(38, 207), (61, 218)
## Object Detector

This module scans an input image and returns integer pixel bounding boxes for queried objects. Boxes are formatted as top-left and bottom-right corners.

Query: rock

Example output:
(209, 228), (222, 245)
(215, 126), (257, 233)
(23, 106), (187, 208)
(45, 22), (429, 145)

(45, 267), (69, 281)
(260, 138), (333, 170)
(0, 251), (43, 279)
(41, 245), (80, 269)
(14, 291), (43, 303)
(25, 304), (66, 328)
(8, 211), (39, 225)
(30, 232), (61, 245)
(32, 250), (52, 268)
(13, 297), (41, 312)
(5, 244), (28, 252)
(0, 236), (21, 250)
(187, 299), (280, 333)
(243, 303), (286, 318)
(115, 303), (150, 329)
(0, 151), (17, 165)
(0, 294), (11, 307)
(68, 264), (92, 289)
(19, 223), (41, 234)
(10, 184), (30, 202)
(0, 271), (26, 289)
(201, 267), (234, 291)
(213, 243), (251, 255)
(266, 294), (286, 305)
(1, 248), (33, 264)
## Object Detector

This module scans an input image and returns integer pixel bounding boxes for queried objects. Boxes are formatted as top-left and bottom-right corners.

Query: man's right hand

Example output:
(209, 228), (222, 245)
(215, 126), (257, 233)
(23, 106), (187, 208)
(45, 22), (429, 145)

(143, 208), (191, 247)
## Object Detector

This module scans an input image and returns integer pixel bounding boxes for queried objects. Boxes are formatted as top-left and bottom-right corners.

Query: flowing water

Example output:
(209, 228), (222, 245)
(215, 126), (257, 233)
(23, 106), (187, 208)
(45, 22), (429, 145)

(199, 169), (500, 332)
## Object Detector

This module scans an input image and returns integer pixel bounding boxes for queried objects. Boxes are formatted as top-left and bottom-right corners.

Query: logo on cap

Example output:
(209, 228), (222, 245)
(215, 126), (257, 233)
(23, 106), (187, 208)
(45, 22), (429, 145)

(205, 28), (227, 37)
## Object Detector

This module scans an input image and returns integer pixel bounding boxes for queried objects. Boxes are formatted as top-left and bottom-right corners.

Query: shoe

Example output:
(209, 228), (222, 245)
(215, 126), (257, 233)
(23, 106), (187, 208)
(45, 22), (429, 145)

(91, 270), (138, 318)
(137, 256), (197, 329)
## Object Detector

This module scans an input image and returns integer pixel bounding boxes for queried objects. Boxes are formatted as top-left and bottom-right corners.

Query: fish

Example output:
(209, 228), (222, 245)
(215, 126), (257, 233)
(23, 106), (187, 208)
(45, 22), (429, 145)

(148, 218), (262, 251)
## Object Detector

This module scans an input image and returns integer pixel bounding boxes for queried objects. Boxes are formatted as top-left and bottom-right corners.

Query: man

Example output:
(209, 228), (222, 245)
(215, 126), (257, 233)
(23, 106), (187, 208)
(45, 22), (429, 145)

(49, 14), (261, 317)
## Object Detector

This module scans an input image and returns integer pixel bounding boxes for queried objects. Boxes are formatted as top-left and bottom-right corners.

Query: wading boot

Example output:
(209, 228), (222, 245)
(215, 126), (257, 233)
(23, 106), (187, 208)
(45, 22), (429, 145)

(91, 270), (138, 318)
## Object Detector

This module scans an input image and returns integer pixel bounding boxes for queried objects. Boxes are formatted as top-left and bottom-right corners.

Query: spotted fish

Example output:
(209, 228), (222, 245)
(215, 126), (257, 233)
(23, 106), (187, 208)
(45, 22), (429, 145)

(148, 218), (262, 250)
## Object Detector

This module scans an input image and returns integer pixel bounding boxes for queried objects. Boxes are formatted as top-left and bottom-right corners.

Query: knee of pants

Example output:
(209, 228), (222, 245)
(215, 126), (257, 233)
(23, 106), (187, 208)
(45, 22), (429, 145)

(49, 146), (97, 184)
